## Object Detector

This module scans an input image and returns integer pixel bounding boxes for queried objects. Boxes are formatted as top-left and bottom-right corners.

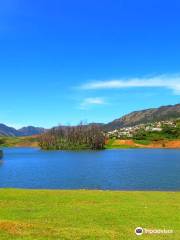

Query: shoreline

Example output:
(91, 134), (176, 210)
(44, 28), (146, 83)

(1, 136), (180, 149)
(2, 145), (180, 149)
(0, 188), (180, 192)
(105, 139), (180, 149)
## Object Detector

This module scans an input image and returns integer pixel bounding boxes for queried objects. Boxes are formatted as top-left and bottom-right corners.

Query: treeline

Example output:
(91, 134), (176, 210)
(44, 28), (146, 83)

(39, 124), (105, 150)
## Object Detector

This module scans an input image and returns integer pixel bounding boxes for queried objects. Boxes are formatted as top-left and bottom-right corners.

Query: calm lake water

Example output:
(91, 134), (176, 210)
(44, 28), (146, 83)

(0, 147), (180, 190)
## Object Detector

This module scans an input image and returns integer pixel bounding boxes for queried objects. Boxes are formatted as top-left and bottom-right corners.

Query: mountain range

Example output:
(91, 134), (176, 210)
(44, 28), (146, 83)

(0, 103), (180, 136)
(104, 103), (180, 131)
(0, 125), (46, 137)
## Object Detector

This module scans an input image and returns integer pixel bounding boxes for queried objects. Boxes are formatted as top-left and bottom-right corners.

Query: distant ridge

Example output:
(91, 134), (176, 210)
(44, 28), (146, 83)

(0, 124), (21, 136)
(104, 103), (180, 131)
(0, 124), (46, 137)
(18, 126), (47, 136)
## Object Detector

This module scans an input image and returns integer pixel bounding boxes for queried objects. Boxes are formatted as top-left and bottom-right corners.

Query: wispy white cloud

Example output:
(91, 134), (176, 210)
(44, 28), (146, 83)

(79, 97), (105, 109)
(80, 74), (180, 95)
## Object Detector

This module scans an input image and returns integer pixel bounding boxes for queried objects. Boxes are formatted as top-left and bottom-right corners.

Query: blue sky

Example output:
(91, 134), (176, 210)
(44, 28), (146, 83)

(0, 0), (180, 128)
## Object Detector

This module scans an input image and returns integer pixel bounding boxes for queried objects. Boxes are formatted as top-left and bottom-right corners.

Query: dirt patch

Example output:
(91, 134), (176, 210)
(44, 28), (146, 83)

(15, 136), (39, 147)
(147, 140), (180, 148)
(0, 221), (32, 236)
(111, 139), (180, 148)
(15, 141), (39, 147)
(113, 139), (136, 146)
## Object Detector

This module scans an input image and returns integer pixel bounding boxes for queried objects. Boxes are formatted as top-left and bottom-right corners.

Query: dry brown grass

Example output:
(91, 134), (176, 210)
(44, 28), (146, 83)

(0, 221), (32, 236)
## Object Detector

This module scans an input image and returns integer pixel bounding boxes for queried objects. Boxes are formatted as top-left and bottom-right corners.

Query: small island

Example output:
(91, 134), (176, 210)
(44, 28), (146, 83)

(39, 124), (105, 150)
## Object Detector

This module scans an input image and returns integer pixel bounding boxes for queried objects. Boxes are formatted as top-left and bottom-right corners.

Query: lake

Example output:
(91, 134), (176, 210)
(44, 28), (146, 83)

(0, 147), (180, 190)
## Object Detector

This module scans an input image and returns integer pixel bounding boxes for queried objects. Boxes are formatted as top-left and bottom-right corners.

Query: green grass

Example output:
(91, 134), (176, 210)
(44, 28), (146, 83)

(0, 189), (179, 239)
(0, 137), (22, 147)
(0, 136), (39, 147)
(105, 144), (139, 149)
(133, 139), (152, 145)
(105, 139), (139, 149)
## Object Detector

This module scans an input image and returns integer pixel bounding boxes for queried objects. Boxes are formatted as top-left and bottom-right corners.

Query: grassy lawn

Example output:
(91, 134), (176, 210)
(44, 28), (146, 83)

(0, 189), (179, 239)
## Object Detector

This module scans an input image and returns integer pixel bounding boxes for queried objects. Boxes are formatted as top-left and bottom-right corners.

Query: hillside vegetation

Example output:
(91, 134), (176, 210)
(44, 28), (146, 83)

(106, 119), (180, 148)
(133, 120), (180, 141)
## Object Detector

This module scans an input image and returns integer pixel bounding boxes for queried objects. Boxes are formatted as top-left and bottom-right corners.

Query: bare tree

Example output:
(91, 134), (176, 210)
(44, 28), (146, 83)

(39, 123), (105, 150)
